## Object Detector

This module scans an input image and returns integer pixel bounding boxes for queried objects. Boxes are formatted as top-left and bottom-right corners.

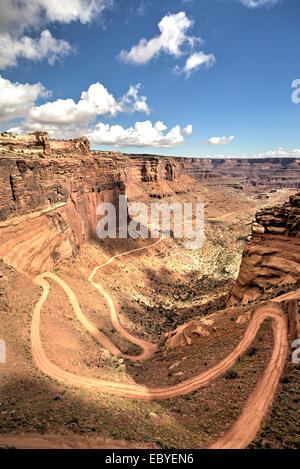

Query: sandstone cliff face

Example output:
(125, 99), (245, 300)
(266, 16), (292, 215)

(50, 136), (90, 156)
(0, 156), (125, 274)
(230, 194), (300, 304)
(0, 132), (299, 275)
(125, 155), (300, 193)
(184, 158), (300, 191)
(125, 156), (186, 183)
(0, 134), (192, 274)
(125, 155), (300, 191)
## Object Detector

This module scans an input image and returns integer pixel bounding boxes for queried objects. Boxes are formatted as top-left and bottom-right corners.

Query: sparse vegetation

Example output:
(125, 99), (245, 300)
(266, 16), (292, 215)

(0, 158), (298, 450)
(225, 369), (238, 380)
(250, 361), (300, 449)
(247, 346), (257, 357)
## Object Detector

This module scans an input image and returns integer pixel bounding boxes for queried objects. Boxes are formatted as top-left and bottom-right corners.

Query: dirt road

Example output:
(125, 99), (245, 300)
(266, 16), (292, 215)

(211, 303), (288, 448)
(31, 239), (290, 449)
(88, 239), (163, 360)
(207, 211), (239, 222)
(35, 239), (163, 362)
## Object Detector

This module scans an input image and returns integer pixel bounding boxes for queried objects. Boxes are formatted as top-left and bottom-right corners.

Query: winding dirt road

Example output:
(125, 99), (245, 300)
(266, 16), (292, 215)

(88, 239), (163, 360)
(31, 239), (292, 449)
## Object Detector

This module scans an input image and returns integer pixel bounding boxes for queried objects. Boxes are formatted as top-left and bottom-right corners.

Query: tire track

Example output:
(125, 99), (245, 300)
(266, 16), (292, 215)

(31, 239), (291, 449)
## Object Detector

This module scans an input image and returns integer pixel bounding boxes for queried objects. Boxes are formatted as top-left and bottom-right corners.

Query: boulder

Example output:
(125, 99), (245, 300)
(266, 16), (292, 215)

(163, 320), (210, 352)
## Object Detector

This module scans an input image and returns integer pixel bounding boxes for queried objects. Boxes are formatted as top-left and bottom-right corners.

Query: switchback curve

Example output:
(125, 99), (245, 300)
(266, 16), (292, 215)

(31, 240), (291, 449)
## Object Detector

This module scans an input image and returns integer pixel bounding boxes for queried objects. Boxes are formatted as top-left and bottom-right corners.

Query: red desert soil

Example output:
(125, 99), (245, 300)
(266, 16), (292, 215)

(0, 433), (153, 449)
(30, 239), (296, 449)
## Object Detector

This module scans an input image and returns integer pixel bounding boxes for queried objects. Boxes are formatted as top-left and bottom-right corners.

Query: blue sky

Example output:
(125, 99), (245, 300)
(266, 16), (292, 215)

(0, 0), (300, 158)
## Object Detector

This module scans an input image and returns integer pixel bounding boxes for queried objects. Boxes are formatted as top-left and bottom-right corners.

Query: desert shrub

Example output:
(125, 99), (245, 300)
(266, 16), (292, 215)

(247, 346), (257, 357)
(280, 375), (291, 384)
(225, 369), (238, 379)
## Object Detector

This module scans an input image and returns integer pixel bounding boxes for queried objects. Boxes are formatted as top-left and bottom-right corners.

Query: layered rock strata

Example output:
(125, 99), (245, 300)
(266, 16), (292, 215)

(230, 194), (300, 304)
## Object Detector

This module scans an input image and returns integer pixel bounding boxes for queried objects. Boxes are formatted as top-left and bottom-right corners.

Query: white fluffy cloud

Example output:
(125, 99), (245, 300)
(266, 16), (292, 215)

(201, 148), (300, 159)
(119, 11), (215, 77)
(6, 80), (151, 139)
(0, 0), (112, 34)
(119, 12), (198, 65)
(238, 0), (278, 8)
(205, 136), (235, 145)
(200, 153), (245, 159)
(0, 30), (73, 69)
(121, 84), (150, 114)
(9, 120), (193, 148)
(22, 83), (150, 130)
(86, 121), (193, 148)
(0, 0), (112, 69)
(0, 75), (48, 123)
(181, 124), (193, 136)
(175, 51), (216, 77)
(3, 76), (192, 150)
(254, 148), (300, 158)
(32, 0), (112, 24)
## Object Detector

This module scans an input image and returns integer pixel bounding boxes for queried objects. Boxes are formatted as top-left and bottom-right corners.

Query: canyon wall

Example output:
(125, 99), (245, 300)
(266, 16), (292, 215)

(0, 133), (189, 274)
(184, 157), (300, 191)
(126, 154), (300, 191)
(0, 131), (299, 274)
(230, 193), (300, 304)
(0, 156), (125, 273)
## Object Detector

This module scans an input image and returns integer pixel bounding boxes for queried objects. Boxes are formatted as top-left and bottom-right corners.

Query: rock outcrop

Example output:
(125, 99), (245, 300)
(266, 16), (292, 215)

(0, 131), (90, 158)
(163, 319), (214, 352)
(31, 131), (51, 156)
(50, 136), (90, 156)
(230, 193), (300, 304)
